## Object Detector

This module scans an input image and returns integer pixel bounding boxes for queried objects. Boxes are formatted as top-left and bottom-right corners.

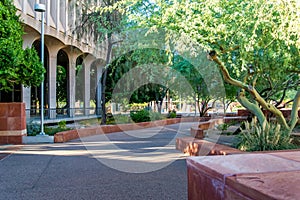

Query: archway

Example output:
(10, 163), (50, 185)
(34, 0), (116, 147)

(30, 40), (49, 118)
(56, 49), (69, 116)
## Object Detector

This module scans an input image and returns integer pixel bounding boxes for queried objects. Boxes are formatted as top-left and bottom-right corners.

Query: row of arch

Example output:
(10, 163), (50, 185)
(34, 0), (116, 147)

(22, 24), (106, 120)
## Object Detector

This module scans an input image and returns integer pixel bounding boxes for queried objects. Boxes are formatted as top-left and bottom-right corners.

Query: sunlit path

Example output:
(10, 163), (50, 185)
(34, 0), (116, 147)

(0, 123), (197, 200)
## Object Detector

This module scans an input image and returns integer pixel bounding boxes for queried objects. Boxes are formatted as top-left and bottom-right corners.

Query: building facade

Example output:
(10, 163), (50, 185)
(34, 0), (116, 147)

(11, 0), (106, 122)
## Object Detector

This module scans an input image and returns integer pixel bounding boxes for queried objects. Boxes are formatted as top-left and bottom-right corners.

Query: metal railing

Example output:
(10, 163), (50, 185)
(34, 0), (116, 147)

(27, 107), (102, 120)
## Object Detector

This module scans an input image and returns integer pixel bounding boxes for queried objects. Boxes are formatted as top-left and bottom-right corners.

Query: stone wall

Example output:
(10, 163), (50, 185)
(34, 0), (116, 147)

(0, 103), (26, 144)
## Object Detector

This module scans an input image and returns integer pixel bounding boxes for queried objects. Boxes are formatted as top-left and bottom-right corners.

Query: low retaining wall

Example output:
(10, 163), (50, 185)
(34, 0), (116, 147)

(190, 117), (247, 139)
(0, 103), (26, 144)
(187, 150), (300, 200)
(177, 116), (248, 154)
(54, 117), (199, 143)
(176, 137), (244, 156)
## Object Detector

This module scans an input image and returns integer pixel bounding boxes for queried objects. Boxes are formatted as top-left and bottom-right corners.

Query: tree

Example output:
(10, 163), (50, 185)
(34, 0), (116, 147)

(76, 0), (127, 124)
(108, 0), (299, 133)
(0, 0), (44, 92)
(172, 56), (212, 117)
(106, 48), (172, 113)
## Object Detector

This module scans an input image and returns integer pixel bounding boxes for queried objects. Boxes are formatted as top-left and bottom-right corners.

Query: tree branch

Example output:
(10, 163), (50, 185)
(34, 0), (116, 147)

(274, 80), (290, 107)
(209, 52), (290, 130)
(237, 90), (266, 127)
(289, 90), (300, 131)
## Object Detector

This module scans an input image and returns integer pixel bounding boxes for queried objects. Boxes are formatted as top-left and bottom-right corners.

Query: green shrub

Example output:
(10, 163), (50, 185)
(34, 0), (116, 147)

(107, 114), (131, 124)
(235, 118), (296, 151)
(58, 120), (67, 129)
(217, 123), (230, 131)
(150, 111), (163, 120)
(130, 110), (150, 122)
(168, 110), (177, 118)
(26, 121), (41, 136)
(44, 126), (71, 136)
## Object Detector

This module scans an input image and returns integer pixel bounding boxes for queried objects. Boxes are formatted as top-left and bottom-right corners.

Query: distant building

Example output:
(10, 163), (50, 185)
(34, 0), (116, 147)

(2, 0), (107, 122)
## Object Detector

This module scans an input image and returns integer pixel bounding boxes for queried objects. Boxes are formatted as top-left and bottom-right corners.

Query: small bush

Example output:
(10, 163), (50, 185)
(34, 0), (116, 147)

(26, 121), (41, 136)
(168, 110), (177, 118)
(217, 123), (230, 131)
(44, 126), (71, 136)
(150, 111), (163, 120)
(58, 120), (67, 129)
(130, 110), (150, 123)
(235, 118), (296, 151)
(107, 114), (131, 124)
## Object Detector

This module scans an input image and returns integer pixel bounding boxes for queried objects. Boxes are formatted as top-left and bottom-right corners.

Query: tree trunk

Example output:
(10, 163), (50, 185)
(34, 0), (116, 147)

(210, 53), (293, 131)
(155, 100), (163, 114)
(101, 36), (112, 125)
(289, 90), (300, 131)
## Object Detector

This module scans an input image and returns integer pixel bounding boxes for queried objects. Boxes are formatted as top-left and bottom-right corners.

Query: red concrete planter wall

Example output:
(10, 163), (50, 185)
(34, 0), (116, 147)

(187, 151), (300, 200)
(238, 108), (300, 119)
(54, 117), (193, 143)
(0, 103), (26, 144)
(237, 109), (251, 116)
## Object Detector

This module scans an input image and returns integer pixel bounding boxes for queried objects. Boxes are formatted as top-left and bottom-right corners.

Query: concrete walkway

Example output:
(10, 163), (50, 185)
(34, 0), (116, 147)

(0, 122), (199, 200)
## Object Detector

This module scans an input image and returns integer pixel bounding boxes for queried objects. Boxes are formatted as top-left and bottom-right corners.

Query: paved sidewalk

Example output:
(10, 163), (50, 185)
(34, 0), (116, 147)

(0, 122), (197, 200)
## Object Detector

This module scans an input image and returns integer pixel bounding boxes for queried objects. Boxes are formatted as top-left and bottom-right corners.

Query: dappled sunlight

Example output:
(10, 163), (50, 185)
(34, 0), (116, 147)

(12, 144), (90, 157)
(79, 122), (194, 173)
(2, 122), (195, 173)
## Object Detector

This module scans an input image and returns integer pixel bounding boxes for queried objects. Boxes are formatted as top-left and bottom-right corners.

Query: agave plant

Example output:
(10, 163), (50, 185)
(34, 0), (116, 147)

(235, 118), (296, 151)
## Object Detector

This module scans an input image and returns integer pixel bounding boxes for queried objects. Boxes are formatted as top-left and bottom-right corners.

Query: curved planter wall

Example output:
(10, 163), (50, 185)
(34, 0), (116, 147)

(0, 103), (26, 144)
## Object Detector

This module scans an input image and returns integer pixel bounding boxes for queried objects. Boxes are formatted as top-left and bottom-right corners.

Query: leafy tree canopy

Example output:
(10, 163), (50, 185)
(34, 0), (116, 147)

(99, 0), (300, 131)
(0, 0), (44, 91)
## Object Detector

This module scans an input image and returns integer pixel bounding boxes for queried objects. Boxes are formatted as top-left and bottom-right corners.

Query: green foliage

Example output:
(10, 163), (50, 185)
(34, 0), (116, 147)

(27, 120), (70, 136)
(58, 120), (67, 129)
(0, 0), (44, 91)
(172, 55), (215, 117)
(106, 48), (170, 104)
(217, 123), (230, 132)
(168, 110), (177, 118)
(102, 0), (300, 130)
(26, 121), (41, 136)
(130, 109), (150, 122)
(44, 126), (70, 136)
(129, 103), (148, 110)
(130, 109), (164, 122)
(150, 111), (163, 120)
(107, 114), (131, 124)
(235, 118), (296, 151)
(56, 65), (67, 105)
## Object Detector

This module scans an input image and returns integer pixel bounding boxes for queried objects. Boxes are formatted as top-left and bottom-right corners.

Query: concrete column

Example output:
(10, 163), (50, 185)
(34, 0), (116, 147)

(22, 86), (31, 119)
(21, 0), (25, 11)
(48, 53), (58, 119)
(56, 0), (60, 32)
(64, 0), (68, 33)
(46, 0), (50, 26)
(68, 52), (79, 117)
(83, 55), (95, 116)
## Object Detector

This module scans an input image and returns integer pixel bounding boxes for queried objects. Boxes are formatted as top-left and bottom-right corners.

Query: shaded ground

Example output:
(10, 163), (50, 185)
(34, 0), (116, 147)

(1, 121), (298, 199)
(0, 123), (198, 200)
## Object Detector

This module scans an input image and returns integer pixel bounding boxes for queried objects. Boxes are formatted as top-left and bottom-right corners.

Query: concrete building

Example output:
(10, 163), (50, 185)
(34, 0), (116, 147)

(10, 0), (107, 122)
